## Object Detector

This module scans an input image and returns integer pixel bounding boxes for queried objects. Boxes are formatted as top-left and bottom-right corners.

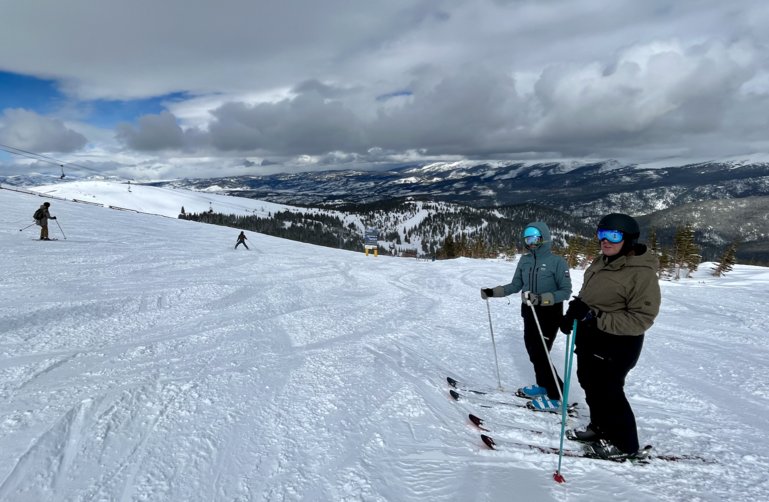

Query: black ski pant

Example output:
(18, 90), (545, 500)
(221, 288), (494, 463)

(235, 241), (249, 249)
(521, 303), (564, 400)
(576, 328), (644, 453)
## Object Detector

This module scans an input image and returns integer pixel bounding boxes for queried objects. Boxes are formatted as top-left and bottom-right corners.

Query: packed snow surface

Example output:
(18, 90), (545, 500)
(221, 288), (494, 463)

(1, 185), (768, 501)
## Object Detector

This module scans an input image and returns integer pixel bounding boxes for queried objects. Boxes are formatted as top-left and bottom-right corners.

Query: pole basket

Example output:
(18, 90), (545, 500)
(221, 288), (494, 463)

(553, 471), (566, 483)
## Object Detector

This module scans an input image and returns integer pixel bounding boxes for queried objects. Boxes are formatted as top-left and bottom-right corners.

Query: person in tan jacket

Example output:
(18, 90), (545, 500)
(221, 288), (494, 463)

(560, 213), (661, 461)
(34, 202), (57, 240)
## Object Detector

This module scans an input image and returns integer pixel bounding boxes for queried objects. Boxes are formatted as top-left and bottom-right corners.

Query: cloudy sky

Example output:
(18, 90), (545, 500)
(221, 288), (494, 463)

(1, 0), (768, 180)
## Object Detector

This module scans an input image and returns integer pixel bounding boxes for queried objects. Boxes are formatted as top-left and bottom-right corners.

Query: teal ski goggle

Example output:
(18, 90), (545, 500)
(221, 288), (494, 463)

(597, 229), (624, 243)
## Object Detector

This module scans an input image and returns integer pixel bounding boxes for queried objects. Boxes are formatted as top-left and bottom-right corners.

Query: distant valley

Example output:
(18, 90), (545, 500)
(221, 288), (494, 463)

(152, 160), (769, 264)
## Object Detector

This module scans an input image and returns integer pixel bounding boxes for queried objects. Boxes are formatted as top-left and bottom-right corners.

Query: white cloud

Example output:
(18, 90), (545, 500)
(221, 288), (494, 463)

(0, 109), (87, 152)
(1, 0), (769, 177)
(529, 38), (760, 155)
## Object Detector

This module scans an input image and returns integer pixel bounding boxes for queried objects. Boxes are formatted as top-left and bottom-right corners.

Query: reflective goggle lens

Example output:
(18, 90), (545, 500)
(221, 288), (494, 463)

(524, 235), (542, 246)
(597, 229), (624, 243)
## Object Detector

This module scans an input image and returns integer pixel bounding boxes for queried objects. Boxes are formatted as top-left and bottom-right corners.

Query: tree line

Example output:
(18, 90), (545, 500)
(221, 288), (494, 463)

(179, 202), (739, 277)
(179, 209), (363, 251)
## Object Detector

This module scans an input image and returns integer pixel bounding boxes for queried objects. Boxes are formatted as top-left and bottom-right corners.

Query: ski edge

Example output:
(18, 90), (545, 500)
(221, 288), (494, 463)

(480, 435), (713, 464)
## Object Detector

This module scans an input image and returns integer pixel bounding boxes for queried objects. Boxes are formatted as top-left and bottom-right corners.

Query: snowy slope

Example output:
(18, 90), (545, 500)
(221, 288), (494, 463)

(28, 180), (292, 218)
(1, 187), (768, 501)
(25, 181), (477, 256)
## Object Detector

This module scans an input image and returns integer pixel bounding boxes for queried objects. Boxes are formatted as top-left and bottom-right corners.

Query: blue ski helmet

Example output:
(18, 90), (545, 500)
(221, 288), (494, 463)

(522, 226), (543, 247)
(523, 226), (542, 239)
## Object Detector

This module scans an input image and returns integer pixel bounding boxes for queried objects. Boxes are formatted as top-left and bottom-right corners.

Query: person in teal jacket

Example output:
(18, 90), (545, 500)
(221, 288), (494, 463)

(481, 221), (572, 410)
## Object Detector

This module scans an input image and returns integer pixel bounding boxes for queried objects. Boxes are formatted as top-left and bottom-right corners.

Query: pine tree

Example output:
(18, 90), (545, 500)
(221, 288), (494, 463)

(712, 241), (738, 277)
(457, 233), (469, 257)
(671, 223), (701, 279)
(647, 227), (658, 253)
(565, 235), (596, 268)
(440, 233), (457, 259)
(471, 236), (487, 258)
(658, 247), (672, 279)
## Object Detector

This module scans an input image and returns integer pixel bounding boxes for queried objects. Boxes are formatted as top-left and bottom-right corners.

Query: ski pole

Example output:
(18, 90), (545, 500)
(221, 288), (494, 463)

(524, 294), (563, 402)
(54, 219), (67, 239)
(19, 222), (37, 232)
(553, 319), (578, 484)
(484, 299), (503, 391)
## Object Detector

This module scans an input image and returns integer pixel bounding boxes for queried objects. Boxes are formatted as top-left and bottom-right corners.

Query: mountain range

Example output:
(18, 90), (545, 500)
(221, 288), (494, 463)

(4, 159), (769, 263)
(143, 159), (769, 213)
(147, 160), (769, 263)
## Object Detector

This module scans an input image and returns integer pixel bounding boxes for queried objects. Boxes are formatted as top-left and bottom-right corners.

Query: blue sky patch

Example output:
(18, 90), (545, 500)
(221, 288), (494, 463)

(0, 71), (189, 128)
(0, 71), (62, 114)
(84, 92), (190, 128)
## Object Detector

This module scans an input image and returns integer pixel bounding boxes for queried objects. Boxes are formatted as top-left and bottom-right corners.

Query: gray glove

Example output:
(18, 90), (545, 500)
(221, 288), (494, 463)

(522, 291), (555, 306)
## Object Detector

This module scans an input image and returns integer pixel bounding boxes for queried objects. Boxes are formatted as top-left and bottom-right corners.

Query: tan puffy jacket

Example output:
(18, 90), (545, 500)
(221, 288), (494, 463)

(579, 245), (661, 336)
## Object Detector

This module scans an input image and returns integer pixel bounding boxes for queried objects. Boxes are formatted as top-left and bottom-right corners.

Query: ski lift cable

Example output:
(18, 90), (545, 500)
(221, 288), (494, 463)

(0, 142), (125, 179)
(0, 144), (246, 212)
(0, 143), (71, 180)
(0, 143), (69, 169)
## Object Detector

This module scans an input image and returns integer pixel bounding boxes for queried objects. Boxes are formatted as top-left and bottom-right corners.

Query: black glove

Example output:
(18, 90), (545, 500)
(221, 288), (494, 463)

(560, 317), (573, 334)
(481, 288), (495, 300)
(51, 216), (57, 219)
(565, 297), (593, 322)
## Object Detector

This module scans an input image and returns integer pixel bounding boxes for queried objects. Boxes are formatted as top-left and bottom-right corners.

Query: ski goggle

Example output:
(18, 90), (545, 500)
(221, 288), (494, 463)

(524, 235), (542, 246)
(597, 229), (624, 243)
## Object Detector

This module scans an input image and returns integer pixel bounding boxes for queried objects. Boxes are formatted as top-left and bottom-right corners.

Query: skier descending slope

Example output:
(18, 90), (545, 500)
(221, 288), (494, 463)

(560, 213), (661, 461)
(481, 221), (572, 410)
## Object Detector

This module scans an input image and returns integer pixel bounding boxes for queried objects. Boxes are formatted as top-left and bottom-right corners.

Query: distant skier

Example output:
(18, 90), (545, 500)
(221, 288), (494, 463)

(34, 202), (57, 241)
(481, 221), (572, 410)
(560, 213), (661, 460)
(235, 231), (249, 250)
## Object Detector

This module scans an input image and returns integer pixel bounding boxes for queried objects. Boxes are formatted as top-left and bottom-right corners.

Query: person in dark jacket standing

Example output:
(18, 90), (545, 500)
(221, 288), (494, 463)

(481, 221), (572, 410)
(35, 202), (56, 240)
(561, 213), (661, 460)
(235, 231), (249, 250)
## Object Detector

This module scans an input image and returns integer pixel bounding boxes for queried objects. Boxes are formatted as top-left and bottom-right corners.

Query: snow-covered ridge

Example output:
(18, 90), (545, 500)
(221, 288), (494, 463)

(29, 180), (292, 219)
(24, 181), (484, 256)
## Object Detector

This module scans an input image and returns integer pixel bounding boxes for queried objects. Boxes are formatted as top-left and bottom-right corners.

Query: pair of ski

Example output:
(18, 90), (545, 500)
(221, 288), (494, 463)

(468, 412), (653, 463)
(448, 377), (713, 464)
(447, 376), (579, 417)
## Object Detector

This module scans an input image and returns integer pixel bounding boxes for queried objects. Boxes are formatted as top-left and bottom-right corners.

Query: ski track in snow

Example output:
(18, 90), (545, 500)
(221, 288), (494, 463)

(1, 187), (768, 501)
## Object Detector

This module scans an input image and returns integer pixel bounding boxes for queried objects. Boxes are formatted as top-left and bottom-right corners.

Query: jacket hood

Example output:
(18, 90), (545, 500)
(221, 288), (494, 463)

(523, 221), (552, 255)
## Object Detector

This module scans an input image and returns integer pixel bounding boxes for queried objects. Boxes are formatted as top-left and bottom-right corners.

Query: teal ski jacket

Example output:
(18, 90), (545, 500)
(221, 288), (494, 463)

(499, 221), (572, 305)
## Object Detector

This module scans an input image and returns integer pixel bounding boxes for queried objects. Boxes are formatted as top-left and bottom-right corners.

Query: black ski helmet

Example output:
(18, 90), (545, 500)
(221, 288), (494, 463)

(597, 213), (640, 256)
(597, 213), (639, 237)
